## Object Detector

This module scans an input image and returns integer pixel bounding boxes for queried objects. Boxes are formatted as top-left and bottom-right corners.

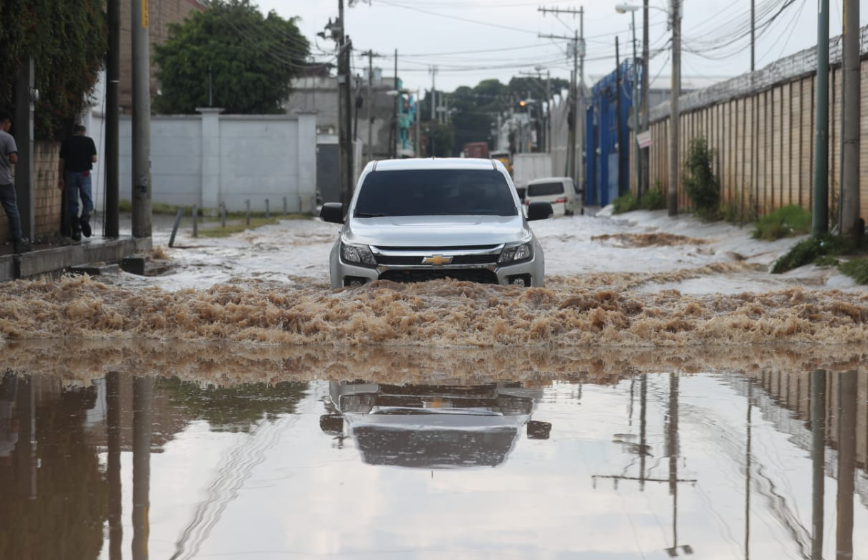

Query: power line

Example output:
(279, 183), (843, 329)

(375, 0), (542, 35)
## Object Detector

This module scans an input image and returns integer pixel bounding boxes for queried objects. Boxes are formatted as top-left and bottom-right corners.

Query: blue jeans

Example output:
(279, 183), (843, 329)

(66, 171), (93, 228)
(0, 183), (23, 241)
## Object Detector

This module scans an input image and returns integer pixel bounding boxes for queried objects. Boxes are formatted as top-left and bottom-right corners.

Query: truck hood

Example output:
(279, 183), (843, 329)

(344, 215), (531, 247)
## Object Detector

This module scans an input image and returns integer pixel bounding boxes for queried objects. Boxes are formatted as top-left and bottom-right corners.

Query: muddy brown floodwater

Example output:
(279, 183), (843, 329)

(0, 341), (866, 560)
(1, 273), (868, 347)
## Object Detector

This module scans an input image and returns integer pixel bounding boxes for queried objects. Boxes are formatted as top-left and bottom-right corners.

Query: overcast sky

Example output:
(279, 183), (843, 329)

(255, 0), (861, 95)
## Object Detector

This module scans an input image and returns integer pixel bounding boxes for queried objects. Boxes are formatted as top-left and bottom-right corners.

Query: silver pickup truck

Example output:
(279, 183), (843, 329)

(321, 158), (553, 288)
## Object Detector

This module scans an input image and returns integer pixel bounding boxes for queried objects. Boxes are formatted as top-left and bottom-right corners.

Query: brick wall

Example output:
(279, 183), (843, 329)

(0, 141), (61, 243)
(33, 141), (62, 240)
(119, 0), (206, 112)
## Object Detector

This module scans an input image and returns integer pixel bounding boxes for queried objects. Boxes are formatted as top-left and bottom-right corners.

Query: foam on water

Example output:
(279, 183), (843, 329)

(2, 272), (867, 348)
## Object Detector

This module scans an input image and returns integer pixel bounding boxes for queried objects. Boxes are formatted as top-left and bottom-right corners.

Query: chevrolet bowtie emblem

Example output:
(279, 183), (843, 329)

(422, 254), (453, 266)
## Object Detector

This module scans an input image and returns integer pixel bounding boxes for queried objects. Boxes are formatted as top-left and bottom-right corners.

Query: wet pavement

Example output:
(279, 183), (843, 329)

(1, 343), (866, 559)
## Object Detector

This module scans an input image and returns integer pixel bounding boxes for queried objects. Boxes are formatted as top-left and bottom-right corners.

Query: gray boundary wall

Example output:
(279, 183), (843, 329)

(93, 110), (317, 213)
(636, 25), (868, 220)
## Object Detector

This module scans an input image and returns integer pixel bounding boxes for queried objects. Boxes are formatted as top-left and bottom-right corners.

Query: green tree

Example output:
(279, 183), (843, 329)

(154, 0), (309, 114)
(0, 0), (107, 140)
(424, 121), (455, 157)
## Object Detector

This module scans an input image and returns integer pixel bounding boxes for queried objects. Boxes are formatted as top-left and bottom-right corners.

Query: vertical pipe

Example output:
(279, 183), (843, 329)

(812, 0), (830, 235)
(811, 369), (826, 560)
(132, 0), (152, 238)
(105, 0), (120, 238)
(132, 376), (153, 560)
(245, 199), (250, 226)
(192, 205), (198, 237)
(265, 198), (270, 219)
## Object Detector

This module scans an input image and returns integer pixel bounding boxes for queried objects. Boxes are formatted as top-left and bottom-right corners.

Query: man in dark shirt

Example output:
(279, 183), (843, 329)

(58, 124), (98, 241)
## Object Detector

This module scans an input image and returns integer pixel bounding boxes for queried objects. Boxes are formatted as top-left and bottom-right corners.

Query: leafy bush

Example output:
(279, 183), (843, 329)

(838, 258), (868, 284)
(752, 205), (811, 240)
(771, 234), (850, 274)
(640, 182), (666, 210)
(682, 137), (720, 217)
(612, 192), (638, 214)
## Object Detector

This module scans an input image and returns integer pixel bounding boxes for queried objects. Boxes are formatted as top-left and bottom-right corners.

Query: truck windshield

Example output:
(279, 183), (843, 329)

(354, 169), (518, 217)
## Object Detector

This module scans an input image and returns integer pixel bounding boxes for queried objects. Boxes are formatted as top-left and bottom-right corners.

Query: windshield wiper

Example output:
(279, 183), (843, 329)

(355, 212), (388, 218)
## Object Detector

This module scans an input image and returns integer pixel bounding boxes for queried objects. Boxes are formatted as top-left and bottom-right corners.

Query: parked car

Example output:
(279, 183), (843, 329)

(319, 381), (552, 468)
(320, 158), (553, 288)
(523, 177), (582, 217)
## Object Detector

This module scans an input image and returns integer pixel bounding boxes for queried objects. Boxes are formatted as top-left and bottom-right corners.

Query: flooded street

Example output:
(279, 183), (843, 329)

(2, 213), (868, 558)
(0, 344), (867, 559)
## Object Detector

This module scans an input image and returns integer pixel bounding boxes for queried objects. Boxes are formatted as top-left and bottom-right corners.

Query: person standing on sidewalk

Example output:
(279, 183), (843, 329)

(58, 124), (97, 241)
(0, 110), (31, 254)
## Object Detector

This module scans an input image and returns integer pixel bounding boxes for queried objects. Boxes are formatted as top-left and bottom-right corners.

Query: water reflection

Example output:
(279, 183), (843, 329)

(0, 347), (866, 559)
(320, 381), (551, 468)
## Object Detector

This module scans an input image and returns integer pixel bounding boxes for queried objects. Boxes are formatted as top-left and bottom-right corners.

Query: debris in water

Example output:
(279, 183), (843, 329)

(592, 233), (711, 247)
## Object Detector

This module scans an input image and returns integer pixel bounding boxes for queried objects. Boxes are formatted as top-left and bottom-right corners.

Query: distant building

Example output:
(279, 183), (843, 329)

(286, 70), (405, 203)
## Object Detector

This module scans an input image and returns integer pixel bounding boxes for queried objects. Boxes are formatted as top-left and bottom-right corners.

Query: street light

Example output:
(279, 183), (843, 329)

(615, 3), (642, 200)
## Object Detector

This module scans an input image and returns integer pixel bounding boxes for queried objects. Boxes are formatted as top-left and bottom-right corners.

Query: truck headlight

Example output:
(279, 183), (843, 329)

(341, 242), (377, 267)
(498, 242), (533, 265)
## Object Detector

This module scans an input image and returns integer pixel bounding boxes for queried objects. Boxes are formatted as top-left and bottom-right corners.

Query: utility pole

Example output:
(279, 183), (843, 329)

(812, 0), (829, 235)
(667, 0), (681, 217)
(546, 71), (552, 154)
(328, 0), (354, 207)
(105, 0), (120, 238)
(811, 370), (826, 560)
(840, 0), (860, 244)
(429, 65), (437, 122)
(641, 0), (649, 197)
(13, 58), (35, 242)
(630, 13), (641, 199)
(392, 49), (399, 158)
(750, 0), (755, 72)
(616, 36), (625, 196)
(592, 373), (696, 556)
(360, 50), (381, 163)
(538, 5), (584, 189)
(132, 0), (152, 238)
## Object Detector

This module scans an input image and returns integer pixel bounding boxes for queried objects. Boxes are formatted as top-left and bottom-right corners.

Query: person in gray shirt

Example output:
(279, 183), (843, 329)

(0, 110), (31, 254)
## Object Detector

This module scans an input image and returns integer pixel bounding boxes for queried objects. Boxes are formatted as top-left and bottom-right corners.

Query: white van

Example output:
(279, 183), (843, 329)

(524, 177), (582, 217)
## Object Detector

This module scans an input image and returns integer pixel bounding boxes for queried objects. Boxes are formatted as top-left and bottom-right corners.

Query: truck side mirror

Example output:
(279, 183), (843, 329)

(527, 201), (553, 221)
(320, 203), (344, 224)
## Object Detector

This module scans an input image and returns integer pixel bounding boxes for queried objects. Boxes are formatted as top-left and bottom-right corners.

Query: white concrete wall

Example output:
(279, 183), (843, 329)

(94, 111), (316, 212)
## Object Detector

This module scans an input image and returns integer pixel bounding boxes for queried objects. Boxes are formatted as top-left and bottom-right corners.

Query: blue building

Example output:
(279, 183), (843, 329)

(585, 60), (637, 207)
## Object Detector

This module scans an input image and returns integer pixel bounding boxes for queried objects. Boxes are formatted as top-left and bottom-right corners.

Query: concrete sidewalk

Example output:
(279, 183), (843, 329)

(0, 236), (151, 281)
